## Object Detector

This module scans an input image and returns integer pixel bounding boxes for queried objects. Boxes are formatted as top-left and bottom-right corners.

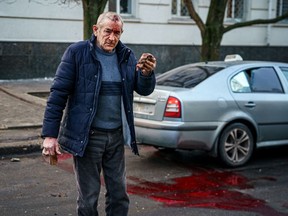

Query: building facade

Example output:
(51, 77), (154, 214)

(0, 0), (288, 79)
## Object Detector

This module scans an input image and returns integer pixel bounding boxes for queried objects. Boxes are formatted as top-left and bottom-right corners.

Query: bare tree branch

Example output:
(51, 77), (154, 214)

(183, 0), (205, 37)
(224, 12), (288, 33)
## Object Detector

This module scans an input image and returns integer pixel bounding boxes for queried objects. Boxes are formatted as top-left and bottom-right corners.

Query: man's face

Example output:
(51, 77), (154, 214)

(93, 20), (123, 53)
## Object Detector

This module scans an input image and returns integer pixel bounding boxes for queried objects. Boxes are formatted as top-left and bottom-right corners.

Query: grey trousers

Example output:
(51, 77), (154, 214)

(73, 128), (129, 216)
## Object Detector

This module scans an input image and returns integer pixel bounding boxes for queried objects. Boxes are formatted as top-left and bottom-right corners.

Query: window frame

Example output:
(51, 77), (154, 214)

(108, 0), (135, 17)
(277, 0), (288, 23)
(171, 0), (191, 18)
(225, 0), (247, 23)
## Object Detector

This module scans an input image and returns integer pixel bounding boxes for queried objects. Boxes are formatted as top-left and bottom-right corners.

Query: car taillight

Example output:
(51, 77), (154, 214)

(164, 96), (181, 118)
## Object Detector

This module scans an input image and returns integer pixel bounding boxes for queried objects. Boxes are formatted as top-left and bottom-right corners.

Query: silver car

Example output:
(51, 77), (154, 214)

(133, 56), (288, 167)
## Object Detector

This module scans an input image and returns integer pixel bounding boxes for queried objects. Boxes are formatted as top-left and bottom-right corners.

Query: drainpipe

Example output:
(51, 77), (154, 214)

(266, 0), (273, 46)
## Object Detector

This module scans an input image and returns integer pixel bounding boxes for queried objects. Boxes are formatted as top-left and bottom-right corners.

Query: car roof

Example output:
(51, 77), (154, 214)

(191, 60), (288, 68)
(156, 60), (288, 89)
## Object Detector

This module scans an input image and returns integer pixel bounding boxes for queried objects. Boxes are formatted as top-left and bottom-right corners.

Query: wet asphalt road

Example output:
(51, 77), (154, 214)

(1, 145), (288, 216)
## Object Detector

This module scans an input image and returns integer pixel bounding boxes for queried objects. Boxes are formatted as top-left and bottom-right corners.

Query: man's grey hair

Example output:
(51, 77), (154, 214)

(96, 12), (124, 31)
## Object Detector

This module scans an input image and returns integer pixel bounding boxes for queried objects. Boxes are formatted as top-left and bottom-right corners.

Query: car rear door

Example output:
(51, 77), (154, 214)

(230, 66), (288, 144)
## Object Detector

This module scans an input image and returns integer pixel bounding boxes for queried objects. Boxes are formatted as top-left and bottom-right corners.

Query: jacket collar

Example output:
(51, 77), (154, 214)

(89, 34), (130, 63)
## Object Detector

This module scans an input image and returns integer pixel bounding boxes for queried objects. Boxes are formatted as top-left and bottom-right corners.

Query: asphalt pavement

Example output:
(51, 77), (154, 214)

(1, 79), (288, 216)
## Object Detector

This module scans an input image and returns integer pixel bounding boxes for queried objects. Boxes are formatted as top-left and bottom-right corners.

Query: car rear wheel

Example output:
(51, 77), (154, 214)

(218, 123), (254, 167)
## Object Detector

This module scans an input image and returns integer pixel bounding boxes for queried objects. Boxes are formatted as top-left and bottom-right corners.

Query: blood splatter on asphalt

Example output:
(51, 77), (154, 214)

(50, 153), (287, 215)
(127, 169), (286, 216)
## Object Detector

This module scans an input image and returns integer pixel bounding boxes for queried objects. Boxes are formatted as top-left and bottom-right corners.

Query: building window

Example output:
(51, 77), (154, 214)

(109, 0), (133, 16)
(277, 0), (288, 22)
(171, 0), (189, 17)
(226, 0), (244, 22)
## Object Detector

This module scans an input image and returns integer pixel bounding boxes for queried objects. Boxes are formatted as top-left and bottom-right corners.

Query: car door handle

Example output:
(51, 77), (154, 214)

(244, 101), (256, 108)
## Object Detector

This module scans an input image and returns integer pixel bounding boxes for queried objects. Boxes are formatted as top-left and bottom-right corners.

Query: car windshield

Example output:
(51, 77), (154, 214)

(156, 65), (224, 88)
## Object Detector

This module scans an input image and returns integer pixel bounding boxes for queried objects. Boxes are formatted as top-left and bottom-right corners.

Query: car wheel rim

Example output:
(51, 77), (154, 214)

(224, 128), (250, 163)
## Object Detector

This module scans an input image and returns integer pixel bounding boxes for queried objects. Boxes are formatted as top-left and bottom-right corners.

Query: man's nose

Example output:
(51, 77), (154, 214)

(109, 33), (116, 40)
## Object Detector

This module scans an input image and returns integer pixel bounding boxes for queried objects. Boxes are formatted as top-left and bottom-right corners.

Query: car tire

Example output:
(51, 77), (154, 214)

(218, 123), (254, 167)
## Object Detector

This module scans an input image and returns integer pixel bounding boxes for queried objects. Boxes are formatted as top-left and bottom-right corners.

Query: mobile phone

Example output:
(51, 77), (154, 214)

(146, 55), (153, 60)
(139, 55), (153, 64)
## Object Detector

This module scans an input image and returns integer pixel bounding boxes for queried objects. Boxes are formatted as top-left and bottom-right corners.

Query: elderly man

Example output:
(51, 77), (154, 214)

(41, 11), (156, 216)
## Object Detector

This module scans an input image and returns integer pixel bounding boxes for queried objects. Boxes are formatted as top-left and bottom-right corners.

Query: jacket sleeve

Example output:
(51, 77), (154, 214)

(134, 69), (156, 96)
(41, 46), (76, 138)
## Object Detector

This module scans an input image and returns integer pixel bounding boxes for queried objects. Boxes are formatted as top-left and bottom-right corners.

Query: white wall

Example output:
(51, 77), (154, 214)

(0, 0), (287, 46)
(0, 0), (83, 42)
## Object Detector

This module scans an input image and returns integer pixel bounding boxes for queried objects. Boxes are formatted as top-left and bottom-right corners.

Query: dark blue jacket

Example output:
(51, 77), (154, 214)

(41, 35), (156, 157)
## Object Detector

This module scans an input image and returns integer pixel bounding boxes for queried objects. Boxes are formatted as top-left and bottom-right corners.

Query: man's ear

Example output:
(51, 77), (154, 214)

(92, 25), (98, 36)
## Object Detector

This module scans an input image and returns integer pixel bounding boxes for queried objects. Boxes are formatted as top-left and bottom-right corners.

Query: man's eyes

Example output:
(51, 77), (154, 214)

(104, 29), (112, 34)
(104, 29), (120, 36)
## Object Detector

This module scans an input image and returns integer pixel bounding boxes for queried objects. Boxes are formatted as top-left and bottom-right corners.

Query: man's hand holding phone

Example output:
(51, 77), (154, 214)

(136, 53), (157, 76)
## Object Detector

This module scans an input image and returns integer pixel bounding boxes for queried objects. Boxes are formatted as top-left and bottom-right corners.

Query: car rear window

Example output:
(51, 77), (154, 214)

(156, 65), (223, 88)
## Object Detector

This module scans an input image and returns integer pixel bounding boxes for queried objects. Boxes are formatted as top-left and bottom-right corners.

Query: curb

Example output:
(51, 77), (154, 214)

(0, 141), (42, 157)
(0, 124), (42, 130)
